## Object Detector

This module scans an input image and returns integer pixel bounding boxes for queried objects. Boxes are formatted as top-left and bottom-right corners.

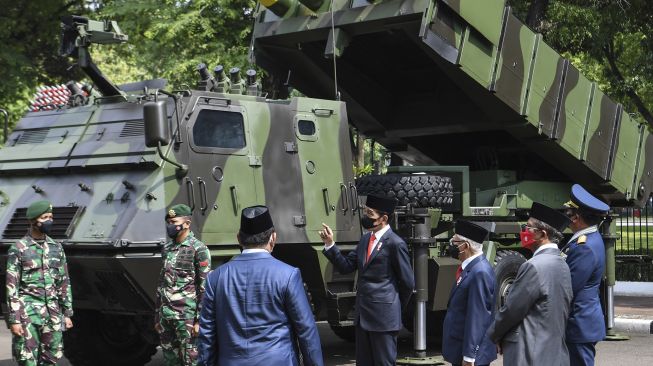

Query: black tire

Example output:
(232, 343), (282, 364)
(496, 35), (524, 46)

(329, 324), (356, 342)
(64, 311), (158, 366)
(493, 250), (527, 310)
(356, 174), (453, 207)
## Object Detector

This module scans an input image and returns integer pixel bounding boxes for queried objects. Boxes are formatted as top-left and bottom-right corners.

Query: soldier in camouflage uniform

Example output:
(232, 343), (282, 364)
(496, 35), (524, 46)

(5, 200), (74, 366)
(155, 204), (211, 366)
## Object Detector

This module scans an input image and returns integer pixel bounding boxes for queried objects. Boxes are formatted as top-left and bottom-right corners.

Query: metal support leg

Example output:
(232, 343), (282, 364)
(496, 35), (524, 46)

(397, 208), (445, 365)
(602, 213), (629, 341)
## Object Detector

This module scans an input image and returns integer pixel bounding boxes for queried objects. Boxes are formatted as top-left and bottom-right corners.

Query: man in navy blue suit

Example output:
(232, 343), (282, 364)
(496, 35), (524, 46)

(442, 220), (497, 366)
(562, 184), (609, 366)
(196, 205), (323, 366)
(320, 195), (414, 366)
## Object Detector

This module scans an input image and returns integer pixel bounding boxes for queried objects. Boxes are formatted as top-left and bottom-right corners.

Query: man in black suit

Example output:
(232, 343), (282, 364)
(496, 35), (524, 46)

(320, 195), (414, 366)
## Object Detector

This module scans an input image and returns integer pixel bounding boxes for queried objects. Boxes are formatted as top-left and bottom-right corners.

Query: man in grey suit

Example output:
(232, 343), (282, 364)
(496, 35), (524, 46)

(488, 202), (573, 366)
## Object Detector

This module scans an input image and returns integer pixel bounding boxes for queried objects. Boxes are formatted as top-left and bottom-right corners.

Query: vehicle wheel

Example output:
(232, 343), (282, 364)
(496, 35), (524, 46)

(356, 174), (453, 207)
(329, 324), (356, 342)
(64, 310), (158, 366)
(493, 250), (527, 309)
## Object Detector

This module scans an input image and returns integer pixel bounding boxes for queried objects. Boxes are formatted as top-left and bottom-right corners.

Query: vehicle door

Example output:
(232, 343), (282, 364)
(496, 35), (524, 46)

(184, 98), (257, 244)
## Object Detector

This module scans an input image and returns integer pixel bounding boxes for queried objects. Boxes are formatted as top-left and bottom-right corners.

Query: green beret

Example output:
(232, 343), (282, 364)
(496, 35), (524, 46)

(166, 204), (192, 219)
(26, 200), (53, 220)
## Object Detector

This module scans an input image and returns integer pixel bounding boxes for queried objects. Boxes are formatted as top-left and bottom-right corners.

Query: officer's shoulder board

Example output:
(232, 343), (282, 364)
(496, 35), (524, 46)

(578, 235), (587, 245)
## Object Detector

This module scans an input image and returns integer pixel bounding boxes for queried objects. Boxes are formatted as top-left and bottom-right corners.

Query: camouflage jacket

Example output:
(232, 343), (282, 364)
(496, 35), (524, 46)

(155, 231), (211, 322)
(5, 234), (74, 325)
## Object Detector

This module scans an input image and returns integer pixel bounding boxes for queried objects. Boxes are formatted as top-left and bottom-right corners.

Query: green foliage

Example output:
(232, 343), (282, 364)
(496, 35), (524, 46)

(353, 138), (388, 177)
(94, 0), (256, 89)
(511, 0), (653, 125)
(0, 0), (89, 144)
(354, 164), (374, 177)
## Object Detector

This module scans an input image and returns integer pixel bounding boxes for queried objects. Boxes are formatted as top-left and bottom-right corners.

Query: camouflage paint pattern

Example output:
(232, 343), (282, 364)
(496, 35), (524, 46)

(252, 0), (653, 207)
(6, 234), (72, 365)
(0, 85), (359, 318)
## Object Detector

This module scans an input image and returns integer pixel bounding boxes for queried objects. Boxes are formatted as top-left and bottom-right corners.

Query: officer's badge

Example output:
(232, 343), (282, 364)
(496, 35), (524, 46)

(578, 235), (587, 245)
(168, 209), (176, 218)
(49, 204), (53, 211)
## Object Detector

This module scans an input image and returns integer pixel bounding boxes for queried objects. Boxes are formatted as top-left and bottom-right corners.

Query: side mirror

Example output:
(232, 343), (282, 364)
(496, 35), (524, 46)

(144, 101), (170, 148)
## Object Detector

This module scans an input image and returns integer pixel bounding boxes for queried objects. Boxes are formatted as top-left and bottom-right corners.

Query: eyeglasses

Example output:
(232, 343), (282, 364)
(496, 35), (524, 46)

(521, 224), (541, 232)
(449, 239), (467, 246)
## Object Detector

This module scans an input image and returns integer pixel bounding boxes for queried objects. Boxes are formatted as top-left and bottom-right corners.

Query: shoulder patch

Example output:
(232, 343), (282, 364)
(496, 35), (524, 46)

(578, 235), (587, 245)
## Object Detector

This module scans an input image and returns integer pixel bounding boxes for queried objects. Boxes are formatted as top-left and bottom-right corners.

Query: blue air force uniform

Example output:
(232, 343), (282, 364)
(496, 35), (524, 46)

(562, 184), (609, 366)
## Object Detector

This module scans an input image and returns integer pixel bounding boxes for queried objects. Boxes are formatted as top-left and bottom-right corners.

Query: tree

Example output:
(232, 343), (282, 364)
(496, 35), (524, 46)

(511, 0), (653, 127)
(0, 0), (89, 144)
(93, 0), (256, 89)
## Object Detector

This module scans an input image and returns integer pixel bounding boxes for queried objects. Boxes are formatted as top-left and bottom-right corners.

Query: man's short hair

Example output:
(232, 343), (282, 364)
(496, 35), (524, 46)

(239, 227), (275, 247)
(531, 218), (564, 244)
(456, 234), (483, 253)
(372, 209), (393, 225)
(576, 209), (603, 226)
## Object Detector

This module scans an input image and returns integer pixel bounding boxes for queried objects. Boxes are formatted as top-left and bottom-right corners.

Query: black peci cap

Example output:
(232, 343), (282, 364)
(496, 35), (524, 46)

(365, 195), (398, 214)
(240, 205), (274, 235)
(455, 220), (489, 243)
(530, 202), (571, 232)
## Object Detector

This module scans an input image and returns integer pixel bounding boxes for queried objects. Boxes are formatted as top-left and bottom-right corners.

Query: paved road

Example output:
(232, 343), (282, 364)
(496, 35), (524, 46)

(0, 322), (650, 365)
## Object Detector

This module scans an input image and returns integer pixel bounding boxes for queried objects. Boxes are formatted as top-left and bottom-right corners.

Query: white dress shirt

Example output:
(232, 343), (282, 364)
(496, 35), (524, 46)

(242, 248), (269, 254)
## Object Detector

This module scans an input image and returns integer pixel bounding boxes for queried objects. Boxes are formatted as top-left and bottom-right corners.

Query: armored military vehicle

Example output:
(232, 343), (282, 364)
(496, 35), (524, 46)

(0, 0), (650, 363)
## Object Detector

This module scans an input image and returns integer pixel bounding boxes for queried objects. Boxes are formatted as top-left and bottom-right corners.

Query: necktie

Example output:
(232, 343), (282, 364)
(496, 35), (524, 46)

(366, 233), (377, 264)
(456, 265), (463, 285)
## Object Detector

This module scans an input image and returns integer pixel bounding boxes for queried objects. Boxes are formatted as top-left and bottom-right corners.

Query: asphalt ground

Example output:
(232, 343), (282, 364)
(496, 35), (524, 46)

(0, 297), (651, 365)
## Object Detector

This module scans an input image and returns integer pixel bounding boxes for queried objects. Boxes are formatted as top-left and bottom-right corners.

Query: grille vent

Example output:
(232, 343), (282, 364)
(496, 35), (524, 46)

(2, 206), (84, 239)
(119, 120), (144, 138)
(14, 129), (49, 145)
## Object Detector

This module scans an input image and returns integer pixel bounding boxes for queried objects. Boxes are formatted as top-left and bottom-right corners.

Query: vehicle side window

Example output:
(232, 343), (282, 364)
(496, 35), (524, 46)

(298, 120), (316, 136)
(193, 110), (245, 149)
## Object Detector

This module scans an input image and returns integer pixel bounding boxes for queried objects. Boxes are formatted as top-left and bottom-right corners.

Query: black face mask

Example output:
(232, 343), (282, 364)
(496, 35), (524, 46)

(166, 223), (183, 239)
(361, 216), (378, 230)
(36, 220), (53, 235)
(448, 242), (462, 259)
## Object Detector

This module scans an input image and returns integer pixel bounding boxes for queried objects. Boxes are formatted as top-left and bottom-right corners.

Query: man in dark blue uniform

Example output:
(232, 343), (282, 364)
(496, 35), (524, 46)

(319, 195), (414, 366)
(442, 220), (497, 366)
(562, 184), (609, 366)
(197, 206), (323, 366)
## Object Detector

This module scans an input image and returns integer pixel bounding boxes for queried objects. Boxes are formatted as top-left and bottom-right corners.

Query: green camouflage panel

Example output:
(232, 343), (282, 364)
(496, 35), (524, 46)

(164, 93), (359, 246)
(252, 0), (653, 207)
(6, 234), (73, 325)
(155, 231), (210, 322)
(12, 321), (64, 366)
(0, 83), (359, 317)
(158, 317), (197, 366)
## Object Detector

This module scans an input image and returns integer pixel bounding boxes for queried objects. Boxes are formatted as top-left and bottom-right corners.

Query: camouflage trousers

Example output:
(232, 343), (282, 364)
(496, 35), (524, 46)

(12, 322), (63, 366)
(159, 317), (197, 366)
